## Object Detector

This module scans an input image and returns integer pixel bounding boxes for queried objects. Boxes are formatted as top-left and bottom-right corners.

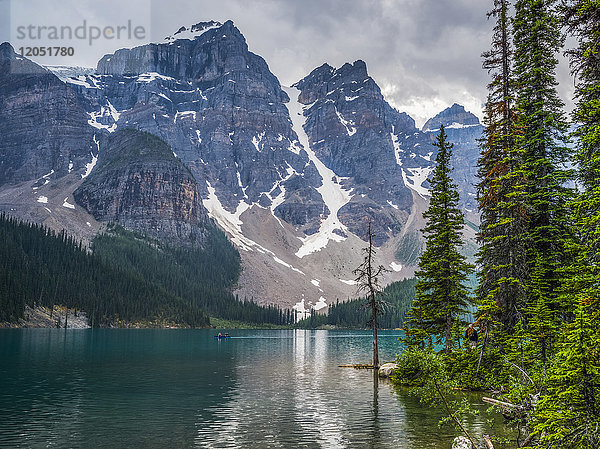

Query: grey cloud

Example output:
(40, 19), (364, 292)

(8, 0), (574, 126)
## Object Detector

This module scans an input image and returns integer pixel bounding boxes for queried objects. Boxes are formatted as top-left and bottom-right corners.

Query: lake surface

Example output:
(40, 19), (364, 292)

(0, 329), (515, 448)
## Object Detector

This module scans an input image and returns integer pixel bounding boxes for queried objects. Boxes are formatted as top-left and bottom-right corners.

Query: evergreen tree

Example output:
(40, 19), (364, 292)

(477, 0), (529, 332)
(532, 3), (600, 445)
(512, 0), (573, 362)
(534, 299), (600, 448)
(405, 126), (475, 352)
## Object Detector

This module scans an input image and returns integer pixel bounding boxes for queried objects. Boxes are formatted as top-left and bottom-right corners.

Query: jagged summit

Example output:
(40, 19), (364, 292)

(0, 19), (484, 312)
(164, 21), (223, 41)
(422, 103), (480, 132)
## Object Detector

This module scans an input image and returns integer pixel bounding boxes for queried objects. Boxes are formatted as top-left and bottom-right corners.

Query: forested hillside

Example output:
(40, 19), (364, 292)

(0, 215), (294, 327)
(297, 278), (417, 329)
(0, 214), (209, 327)
(92, 224), (294, 325)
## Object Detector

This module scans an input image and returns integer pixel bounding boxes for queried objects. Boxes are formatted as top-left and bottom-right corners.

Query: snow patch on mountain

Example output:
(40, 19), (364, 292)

(390, 132), (403, 166)
(389, 262), (403, 272)
(334, 105), (357, 136)
(62, 198), (75, 209)
(284, 86), (354, 258)
(164, 21), (222, 42)
(401, 167), (432, 198)
(202, 182), (256, 252)
(87, 101), (120, 133)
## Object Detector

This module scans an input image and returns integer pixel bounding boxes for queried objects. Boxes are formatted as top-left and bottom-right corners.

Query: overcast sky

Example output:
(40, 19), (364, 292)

(3, 0), (574, 127)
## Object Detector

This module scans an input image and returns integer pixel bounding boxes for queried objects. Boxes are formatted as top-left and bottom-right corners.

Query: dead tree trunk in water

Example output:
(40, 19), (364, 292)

(354, 223), (389, 369)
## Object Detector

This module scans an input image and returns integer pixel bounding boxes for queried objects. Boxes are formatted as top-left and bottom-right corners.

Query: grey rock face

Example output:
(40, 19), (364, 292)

(0, 43), (96, 186)
(293, 60), (429, 244)
(422, 104), (483, 213)
(82, 21), (326, 234)
(74, 128), (210, 245)
(423, 103), (480, 131)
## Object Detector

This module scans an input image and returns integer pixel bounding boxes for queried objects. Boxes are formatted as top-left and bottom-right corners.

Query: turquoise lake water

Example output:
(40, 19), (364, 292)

(0, 329), (515, 448)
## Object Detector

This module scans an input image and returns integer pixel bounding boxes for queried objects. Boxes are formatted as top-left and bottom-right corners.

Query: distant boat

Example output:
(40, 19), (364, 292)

(214, 334), (231, 339)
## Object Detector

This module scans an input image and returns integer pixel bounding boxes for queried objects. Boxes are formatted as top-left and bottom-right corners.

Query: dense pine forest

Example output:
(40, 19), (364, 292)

(296, 278), (417, 329)
(0, 214), (210, 326)
(92, 223), (294, 326)
(395, 1), (600, 448)
(0, 216), (294, 327)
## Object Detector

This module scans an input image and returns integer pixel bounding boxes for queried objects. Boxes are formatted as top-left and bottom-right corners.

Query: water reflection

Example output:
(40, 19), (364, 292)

(0, 329), (515, 448)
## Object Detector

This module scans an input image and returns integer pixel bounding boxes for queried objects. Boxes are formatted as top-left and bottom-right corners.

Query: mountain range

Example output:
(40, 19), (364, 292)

(0, 20), (483, 318)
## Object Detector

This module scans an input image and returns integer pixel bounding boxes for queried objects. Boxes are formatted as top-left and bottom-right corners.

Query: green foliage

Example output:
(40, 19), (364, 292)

(533, 301), (600, 449)
(477, 0), (529, 332)
(512, 0), (574, 364)
(393, 347), (479, 439)
(528, 5), (600, 445)
(405, 126), (475, 352)
(0, 213), (209, 327)
(296, 278), (417, 329)
(92, 223), (295, 326)
(393, 346), (448, 387)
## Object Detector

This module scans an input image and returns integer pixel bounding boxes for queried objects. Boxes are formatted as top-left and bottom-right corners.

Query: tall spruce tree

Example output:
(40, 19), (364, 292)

(512, 0), (573, 363)
(532, 3), (600, 446)
(477, 0), (528, 332)
(405, 126), (474, 352)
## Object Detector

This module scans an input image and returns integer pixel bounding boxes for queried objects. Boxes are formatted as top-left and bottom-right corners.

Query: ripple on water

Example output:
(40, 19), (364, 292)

(0, 329), (516, 448)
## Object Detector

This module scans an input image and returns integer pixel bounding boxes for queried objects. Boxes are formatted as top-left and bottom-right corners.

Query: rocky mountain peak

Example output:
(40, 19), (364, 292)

(336, 60), (368, 79)
(164, 21), (223, 41)
(422, 103), (480, 132)
(0, 42), (14, 59)
(74, 128), (210, 245)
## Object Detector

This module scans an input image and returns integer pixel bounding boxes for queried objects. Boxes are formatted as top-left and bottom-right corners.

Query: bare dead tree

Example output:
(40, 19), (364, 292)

(353, 222), (390, 369)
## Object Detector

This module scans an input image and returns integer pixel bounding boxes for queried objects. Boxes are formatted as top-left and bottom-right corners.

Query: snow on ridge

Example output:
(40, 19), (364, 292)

(251, 132), (265, 152)
(82, 136), (99, 179)
(202, 182), (255, 252)
(283, 86), (354, 258)
(236, 170), (248, 199)
(339, 279), (357, 285)
(314, 296), (328, 311)
(422, 152), (433, 162)
(137, 72), (177, 83)
(268, 163), (296, 215)
(202, 181), (306, 276)
(87, 101), (119, 133)
(389, 262), (403, 272)
(425, 122), (480, 132)
(164, 22), (221, 42)
(390, 132), (403, 166)
(273, 256), (305, 275)
(334, 105), (357, 136)
(175, 110), (197, 123)
(65, 75), (95, 89)
(62, 197), (75, 209)
(401, 166), (432, 197)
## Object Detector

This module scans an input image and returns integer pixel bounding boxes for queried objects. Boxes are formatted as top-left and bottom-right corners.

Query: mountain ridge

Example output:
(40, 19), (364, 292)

(0, 21), (483, 314)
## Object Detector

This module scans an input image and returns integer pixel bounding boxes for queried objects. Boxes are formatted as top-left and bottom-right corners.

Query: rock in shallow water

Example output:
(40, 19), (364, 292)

(378, 362), (397, 378)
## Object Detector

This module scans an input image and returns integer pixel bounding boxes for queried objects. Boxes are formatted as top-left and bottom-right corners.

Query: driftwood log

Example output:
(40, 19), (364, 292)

(483, 435), (495, 449)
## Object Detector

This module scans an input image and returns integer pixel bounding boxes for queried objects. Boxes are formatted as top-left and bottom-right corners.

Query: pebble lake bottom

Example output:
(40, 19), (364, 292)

(0, 329), (516, 448)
